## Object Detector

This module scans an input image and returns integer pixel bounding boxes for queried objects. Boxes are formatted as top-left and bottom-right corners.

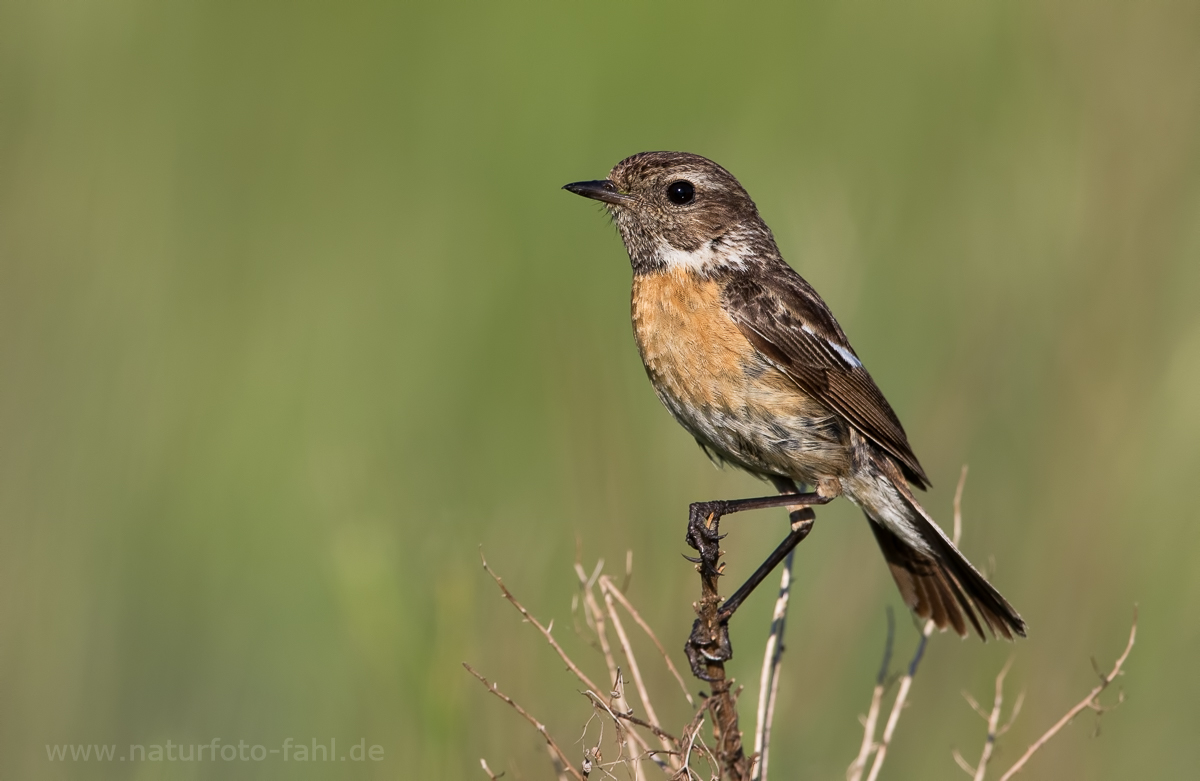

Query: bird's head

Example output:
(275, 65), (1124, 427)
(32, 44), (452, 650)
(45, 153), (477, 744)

(564, 151), (777, 275)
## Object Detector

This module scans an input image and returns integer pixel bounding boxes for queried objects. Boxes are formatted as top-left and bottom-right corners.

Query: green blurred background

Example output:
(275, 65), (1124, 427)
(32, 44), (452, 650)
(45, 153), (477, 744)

(2, 0), (1198, 778)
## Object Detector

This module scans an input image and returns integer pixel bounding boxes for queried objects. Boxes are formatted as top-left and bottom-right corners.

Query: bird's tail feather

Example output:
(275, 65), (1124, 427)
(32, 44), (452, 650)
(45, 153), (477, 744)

(866, 464), (1026, 640)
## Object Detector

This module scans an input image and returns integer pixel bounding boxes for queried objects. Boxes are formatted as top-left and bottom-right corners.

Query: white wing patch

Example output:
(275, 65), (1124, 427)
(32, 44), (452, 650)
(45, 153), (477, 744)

(830, 341), (862, 368)
(800, 324), (862, 368)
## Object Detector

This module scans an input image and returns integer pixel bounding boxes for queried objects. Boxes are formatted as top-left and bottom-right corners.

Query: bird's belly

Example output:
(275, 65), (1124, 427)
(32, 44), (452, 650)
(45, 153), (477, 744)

(631, 272), (850, 481)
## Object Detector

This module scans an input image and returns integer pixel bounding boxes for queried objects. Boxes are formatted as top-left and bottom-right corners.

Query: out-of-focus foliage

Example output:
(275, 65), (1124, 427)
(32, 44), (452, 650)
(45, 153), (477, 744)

(1, 1), (1197, 778)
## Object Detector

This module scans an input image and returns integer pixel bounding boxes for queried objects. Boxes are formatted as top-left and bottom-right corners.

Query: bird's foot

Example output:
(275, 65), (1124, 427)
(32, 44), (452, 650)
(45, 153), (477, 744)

(685, 501), (727, 576)
(686, 500), (727, 547)
(684, 616), (733, 681)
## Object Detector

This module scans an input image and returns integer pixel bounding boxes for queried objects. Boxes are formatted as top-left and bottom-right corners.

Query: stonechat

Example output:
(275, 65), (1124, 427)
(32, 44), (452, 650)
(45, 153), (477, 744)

(564, 151), (1025, 640)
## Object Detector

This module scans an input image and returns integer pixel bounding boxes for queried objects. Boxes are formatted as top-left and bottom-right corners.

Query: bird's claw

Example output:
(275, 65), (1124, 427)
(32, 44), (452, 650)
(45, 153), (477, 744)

(684, 617), (733, 680)
(686, 501), (726, 554)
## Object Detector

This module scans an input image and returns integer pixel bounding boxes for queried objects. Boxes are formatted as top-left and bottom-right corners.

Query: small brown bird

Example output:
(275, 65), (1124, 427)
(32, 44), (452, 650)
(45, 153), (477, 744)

(565, 151), (1025, 640)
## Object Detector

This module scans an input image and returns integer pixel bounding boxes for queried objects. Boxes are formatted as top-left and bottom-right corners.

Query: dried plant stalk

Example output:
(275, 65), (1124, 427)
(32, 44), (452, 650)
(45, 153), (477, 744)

(464, 663), (586, 781)
(997, 609), (1137, 781)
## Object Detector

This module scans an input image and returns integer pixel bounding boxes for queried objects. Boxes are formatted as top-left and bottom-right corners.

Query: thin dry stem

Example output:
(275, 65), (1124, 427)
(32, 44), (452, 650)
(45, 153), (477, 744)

(862, 467), (968, 781)
(953, 749), (976, 776)
(464, 663), (586, 781)
(574, 564), (629, 709)
(997, 608), (1137, 781)
(574, 564), (656, 778)
(602, 584), (678, 766)
(583, 691), (680, 744)
(848, 683), (885, 781)
(971, 656), (1015, 780)
(601, 575), (696, 708)
(848, 607), (894, 781)
(762, 650), (785, 776)
(675, 698), (725, 781)
(751, 547), (797, 781)
(675, 715), (707, 781)
(953, 464), (968, 546)
(481, 551), (605, 696)
(865, 614), (935, 781)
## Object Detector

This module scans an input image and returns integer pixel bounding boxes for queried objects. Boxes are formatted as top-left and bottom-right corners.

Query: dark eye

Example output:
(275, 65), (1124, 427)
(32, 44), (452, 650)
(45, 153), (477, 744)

(666, 180), (695, 205)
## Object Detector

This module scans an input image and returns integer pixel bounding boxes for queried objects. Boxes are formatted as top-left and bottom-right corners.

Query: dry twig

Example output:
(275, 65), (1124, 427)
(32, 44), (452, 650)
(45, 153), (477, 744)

(865, 625), (933, 781)
(996, 608), (1137, 781)
(481, 551), (659, 779)
(482, 551), (605, 696)
(847, 608), (894, 781)
(601, 575), (696, 708)
(573, 564), (658, 777)
(480, 550), (706, 778)
(952, 656), (1023, 780)
(750, 546), (799, 781)
(857, 466), (969, 781)
(464, 663), (586, 781)
(602, 582), (677, 763)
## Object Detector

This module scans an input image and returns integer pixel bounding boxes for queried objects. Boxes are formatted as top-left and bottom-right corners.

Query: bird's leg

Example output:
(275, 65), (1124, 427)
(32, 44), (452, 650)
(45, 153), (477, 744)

(718, 508), (814, 621)
(684, 481), (829, 680)
(684, 491), (831, 575)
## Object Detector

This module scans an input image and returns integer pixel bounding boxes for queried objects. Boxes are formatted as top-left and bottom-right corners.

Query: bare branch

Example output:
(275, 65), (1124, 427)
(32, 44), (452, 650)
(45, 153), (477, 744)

(481, 551), (605, 696)
(953, 464), (968, 546)
(601, 575), (695, 708)
(1000, 691), (1025, 737)
(601, 582), (678, 766)
(997, 608), (1137, 781)
(865, 622), (934, 781)
(848, 608), (894, 781)
(574, 563), (626, 707)
(752, 548), (798, 781)
(573, 565), (657, 777)
(583, 690), (681, 745)
(464, 663), (586, 781)
(860, 466), (967, 781)
(970, 655), (1015, 781)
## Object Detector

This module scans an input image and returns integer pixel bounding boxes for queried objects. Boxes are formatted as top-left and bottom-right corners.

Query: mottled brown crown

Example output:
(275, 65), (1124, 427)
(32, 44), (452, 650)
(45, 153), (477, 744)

(605, 152), (778, 274)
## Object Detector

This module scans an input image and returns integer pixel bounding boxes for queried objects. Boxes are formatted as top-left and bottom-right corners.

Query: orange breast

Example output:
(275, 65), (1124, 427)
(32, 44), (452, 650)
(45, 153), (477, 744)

(631, 271), (755, 410)
(630, 269), (848, 480)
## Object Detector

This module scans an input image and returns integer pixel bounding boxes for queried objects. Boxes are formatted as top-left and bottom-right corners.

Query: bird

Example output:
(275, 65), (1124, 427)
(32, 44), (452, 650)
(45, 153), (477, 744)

(563, 151), (1025, 641)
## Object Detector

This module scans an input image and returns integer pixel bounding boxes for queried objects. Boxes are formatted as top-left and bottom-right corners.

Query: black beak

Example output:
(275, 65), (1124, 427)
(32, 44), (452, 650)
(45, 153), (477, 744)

(562, 179), (634, 206)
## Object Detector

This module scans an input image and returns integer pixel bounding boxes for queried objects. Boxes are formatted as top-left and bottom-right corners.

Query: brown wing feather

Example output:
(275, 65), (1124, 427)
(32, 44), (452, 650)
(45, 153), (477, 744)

(721, 266), (931, 489)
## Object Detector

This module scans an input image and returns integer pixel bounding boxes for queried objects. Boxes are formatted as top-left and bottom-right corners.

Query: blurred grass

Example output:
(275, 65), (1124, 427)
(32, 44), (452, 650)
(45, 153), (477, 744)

(1, 0), (1198, 778)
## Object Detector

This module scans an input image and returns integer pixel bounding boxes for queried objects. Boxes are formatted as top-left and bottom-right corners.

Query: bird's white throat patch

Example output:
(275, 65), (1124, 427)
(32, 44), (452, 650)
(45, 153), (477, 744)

(657, 240), (749, 273)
